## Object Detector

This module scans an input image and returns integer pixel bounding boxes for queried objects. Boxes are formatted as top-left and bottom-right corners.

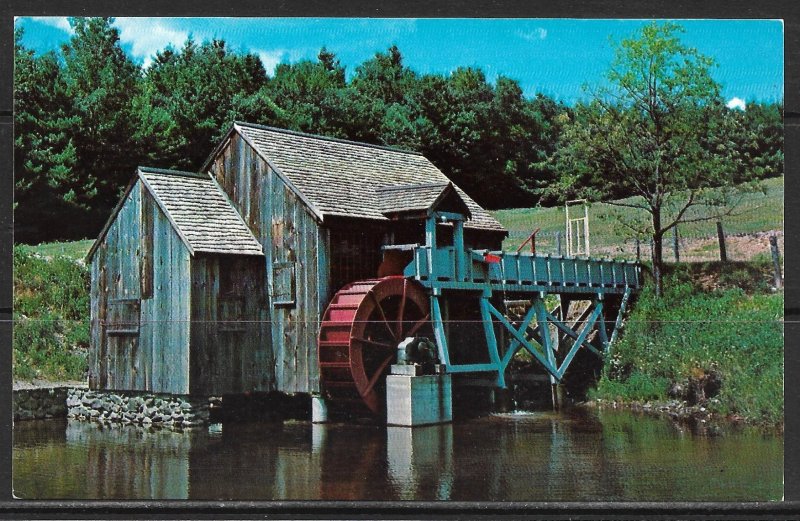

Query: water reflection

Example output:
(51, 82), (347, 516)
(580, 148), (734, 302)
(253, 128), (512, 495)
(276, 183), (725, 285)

(13, 408), (783, 501)
(387, 424), (454, 500)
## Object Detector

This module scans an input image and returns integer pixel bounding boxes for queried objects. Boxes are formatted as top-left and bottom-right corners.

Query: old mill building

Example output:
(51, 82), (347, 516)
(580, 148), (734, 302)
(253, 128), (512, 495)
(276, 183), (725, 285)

(86, 122), (507, 398)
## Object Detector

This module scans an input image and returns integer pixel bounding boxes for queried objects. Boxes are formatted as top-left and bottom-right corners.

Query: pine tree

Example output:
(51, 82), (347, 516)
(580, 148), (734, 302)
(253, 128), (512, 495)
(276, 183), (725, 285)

(14, 28), (83, 243)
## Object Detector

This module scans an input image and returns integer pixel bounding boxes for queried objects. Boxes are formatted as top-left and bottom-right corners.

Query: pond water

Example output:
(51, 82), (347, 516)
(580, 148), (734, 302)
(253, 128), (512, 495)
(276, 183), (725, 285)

(13, 408), (782, 501)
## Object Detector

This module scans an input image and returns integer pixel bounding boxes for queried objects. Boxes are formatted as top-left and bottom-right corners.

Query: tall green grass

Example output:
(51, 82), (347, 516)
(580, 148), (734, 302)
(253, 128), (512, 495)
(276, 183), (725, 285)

(13, 245), (89, 381)
(593, 261), (784, 424)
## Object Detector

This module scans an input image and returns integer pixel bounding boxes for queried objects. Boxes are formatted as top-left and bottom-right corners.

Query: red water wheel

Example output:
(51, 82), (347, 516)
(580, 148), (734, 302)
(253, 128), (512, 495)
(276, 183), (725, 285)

(318, 276), (432, 414)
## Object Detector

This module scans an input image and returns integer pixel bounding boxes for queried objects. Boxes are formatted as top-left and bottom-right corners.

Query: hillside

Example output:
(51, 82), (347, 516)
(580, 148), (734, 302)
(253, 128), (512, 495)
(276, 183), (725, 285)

(13, 246), (89, 381)
(492, 176), (784, 259)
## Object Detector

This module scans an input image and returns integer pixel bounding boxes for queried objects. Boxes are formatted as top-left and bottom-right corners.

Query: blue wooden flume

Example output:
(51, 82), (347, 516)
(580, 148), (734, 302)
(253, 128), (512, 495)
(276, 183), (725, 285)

(402, 210), (641, 390)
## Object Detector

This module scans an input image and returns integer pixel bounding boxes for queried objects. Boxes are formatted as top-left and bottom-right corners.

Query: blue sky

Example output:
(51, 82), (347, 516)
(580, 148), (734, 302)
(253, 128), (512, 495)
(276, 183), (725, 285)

(15, 17), (784, 106)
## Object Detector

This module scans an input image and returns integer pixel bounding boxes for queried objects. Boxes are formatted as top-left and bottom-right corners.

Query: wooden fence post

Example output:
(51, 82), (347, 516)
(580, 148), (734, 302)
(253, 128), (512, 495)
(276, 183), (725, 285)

(769, 234), (783, 288)
(635, 238), (641, 262)
(556, 231), (562, 256)
(716, 221), (727, 262)
(672, 226), (680, 263)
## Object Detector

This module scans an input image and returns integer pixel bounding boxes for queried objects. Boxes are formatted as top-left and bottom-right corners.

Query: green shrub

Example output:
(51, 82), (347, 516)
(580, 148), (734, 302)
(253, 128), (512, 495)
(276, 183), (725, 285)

(595, 262), (784, 424)
(13, 245), (89, 381)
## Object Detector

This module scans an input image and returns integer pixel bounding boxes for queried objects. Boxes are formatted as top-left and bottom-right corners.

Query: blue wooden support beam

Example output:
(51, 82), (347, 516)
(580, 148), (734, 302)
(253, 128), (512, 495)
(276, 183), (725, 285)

(608, 288), (632, 352)
(595, 296), (610, 349)
(532, 295), (558, 384)
(555, 302), (603, 379)
(425, 217), (436, 272)
(453, 220), (466, 282)
(544, 309), (603, 357)
(503, 306), (536, 367)
(432, 211), (466, 221)
(447, 363), (504, 374)
(485, 300), (559, 380)
(430, 294), (451, 367)
(501, 303), (539, 368)
(479, 296), (505, 388)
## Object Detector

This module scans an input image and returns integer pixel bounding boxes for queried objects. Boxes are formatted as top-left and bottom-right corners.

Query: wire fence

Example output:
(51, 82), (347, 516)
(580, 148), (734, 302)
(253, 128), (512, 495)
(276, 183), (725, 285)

(500, 192), (784, 265)
(507, 226), (784, 264)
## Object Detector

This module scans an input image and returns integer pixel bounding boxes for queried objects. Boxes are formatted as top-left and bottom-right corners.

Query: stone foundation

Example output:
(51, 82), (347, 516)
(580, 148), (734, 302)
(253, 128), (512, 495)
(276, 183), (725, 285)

(13, 387), (69, 421)
(66, 389), (210, 429)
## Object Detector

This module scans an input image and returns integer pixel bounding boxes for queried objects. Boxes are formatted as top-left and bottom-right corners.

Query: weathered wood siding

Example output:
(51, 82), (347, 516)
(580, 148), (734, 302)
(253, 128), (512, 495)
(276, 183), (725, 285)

(209, 132), (330, 394)
(189, 255), (271, 395)
(328, 226), (386, 294)
(89, 181), (191, 394)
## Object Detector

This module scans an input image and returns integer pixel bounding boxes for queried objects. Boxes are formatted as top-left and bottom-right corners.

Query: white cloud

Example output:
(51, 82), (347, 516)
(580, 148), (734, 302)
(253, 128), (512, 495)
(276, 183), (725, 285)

(726, 97), (746, 110)
(27, 16), (72, 33)
(252, 49), (305, 75)
(518, 27), (548, 41)
(113, 18), (189, 68)
(257, 50), (285, 74)
(111, 19), (300, 73)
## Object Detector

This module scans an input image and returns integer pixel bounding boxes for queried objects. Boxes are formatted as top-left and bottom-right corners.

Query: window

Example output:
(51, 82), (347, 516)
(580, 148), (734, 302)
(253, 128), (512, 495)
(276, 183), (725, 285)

(272, 261), (296, 307)
(106, 298), (141, 335)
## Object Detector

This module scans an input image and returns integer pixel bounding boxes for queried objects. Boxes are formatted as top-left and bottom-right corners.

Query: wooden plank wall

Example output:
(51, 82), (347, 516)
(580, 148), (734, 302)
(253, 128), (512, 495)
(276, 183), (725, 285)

(139, 195), (191, 394)
(189, 255), (272, 395)
(328, 226), (386, 294)
(209, 132), (330, 394)
(89, 180), (191, 394)
(89, 183), (142, 390)
(88, 241), (105, 389)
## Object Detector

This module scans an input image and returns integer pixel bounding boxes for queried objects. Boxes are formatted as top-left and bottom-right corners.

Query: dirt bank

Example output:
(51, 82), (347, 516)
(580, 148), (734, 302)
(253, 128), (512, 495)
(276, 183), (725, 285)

(13, 379), (87, 391)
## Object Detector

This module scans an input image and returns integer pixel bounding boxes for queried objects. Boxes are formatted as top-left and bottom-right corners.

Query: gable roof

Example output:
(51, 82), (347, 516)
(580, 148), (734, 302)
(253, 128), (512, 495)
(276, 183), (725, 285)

(228, 122), (506, 234)
(376, 182), (472, 219)
(139, 168), (263, 256)
(87, 167), (263, 261)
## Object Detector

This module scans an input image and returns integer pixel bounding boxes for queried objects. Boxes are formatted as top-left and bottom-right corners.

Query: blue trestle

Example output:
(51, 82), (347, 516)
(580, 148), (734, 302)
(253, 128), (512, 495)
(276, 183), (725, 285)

(401, 211), (642, 388)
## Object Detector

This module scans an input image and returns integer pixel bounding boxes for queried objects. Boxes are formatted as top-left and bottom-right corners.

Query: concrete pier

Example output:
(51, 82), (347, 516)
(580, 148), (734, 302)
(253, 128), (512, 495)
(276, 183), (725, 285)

(311, 394), (329, 423)
(386, 367), (452, 427)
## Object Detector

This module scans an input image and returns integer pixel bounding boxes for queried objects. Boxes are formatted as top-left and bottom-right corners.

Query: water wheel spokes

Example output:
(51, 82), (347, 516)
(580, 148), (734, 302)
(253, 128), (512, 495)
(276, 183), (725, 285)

(318, 276), (432, 414)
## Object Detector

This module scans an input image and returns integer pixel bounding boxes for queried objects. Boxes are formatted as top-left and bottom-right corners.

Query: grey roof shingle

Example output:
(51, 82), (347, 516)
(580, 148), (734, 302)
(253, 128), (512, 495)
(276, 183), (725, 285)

(139, 167), (263, 256)
(377, 182), (450, 215)
(376, 182), (472, 219)
(234, 123), (506, 233)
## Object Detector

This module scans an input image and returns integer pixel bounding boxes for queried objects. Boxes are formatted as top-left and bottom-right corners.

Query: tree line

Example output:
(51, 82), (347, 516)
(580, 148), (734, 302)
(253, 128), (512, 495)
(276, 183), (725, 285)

(14, 18), (783, 247)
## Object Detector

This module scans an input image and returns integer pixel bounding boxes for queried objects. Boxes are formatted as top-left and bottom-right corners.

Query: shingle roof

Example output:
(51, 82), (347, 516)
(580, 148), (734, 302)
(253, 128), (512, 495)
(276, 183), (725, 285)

(139, 167), (263, 256)
(233, 122), (506, 233)
(376, 182), (472, 218)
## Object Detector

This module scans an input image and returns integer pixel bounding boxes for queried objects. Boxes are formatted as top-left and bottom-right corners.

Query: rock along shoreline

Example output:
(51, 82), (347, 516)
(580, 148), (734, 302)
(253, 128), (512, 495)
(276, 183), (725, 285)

(581, 397), (784, 434)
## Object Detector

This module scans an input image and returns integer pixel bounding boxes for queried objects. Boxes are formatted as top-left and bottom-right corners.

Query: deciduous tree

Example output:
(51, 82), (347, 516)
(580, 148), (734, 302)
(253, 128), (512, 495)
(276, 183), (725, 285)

(548, 22), (745, 296)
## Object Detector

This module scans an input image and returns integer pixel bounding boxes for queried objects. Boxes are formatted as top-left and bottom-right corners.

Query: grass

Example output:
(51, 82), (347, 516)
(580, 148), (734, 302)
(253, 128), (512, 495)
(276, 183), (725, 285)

(492, 176), (784, 252)
(13, 245), (89, 381)
(591, 260), (784, 424)
(28, 239), (94, 262)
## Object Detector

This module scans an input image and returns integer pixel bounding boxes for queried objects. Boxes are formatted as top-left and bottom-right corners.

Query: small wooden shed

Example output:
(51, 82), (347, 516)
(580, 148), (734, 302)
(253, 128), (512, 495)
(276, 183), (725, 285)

(88, 123), (507, 397)
(86, 167), (268, 395)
